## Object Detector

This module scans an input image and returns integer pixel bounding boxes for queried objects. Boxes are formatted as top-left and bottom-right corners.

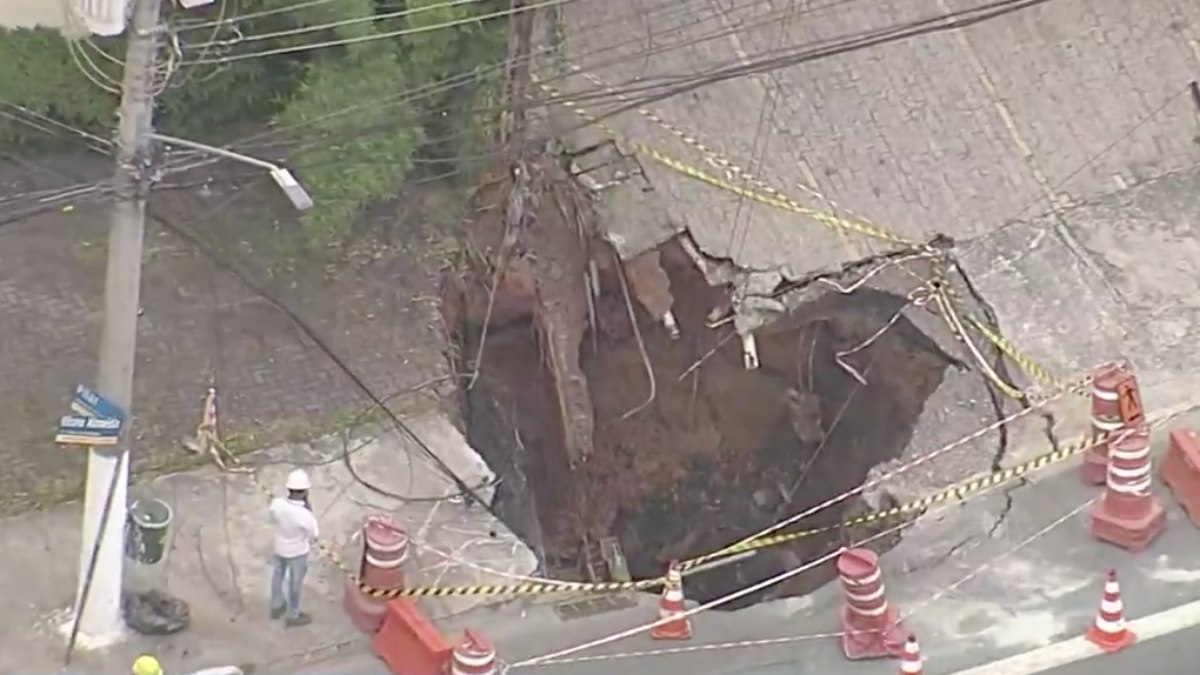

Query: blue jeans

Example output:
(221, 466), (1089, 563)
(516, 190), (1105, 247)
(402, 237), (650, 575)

(269, 553), (309, 618)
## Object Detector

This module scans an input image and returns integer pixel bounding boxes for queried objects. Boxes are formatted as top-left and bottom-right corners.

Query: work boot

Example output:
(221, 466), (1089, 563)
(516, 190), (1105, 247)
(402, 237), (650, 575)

(269, 605), (285, 620)
(284, 613), (312, 628)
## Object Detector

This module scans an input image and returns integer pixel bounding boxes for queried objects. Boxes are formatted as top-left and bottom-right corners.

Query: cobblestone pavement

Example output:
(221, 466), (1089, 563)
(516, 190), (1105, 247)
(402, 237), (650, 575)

(548, 0), (1200, 500)
(559, 0), (1200, 278)
(0, 154), (455, 515)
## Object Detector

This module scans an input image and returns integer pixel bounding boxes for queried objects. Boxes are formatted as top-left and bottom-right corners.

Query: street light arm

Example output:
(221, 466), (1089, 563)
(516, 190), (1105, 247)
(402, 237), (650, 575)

(148, 133), (313, 211)
(148, 133), (280, 171)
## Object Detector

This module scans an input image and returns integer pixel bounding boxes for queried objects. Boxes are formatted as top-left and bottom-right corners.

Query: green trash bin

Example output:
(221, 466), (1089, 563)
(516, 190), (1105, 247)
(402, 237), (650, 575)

(125, 498), (173, 565)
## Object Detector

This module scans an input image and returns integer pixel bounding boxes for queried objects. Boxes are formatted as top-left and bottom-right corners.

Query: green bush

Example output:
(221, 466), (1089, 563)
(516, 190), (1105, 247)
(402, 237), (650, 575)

(0, 0), (508, 248)
(278, 0), (509, 247)
(0, 27), (118, 147)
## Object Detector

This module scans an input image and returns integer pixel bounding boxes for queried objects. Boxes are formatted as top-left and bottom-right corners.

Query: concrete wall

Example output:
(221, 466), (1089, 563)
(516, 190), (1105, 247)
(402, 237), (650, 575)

(0, 0), (67, 29)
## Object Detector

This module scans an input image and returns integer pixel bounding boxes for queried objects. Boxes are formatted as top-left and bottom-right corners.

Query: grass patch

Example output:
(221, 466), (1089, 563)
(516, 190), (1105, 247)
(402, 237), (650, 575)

(3, 388), (442, 516)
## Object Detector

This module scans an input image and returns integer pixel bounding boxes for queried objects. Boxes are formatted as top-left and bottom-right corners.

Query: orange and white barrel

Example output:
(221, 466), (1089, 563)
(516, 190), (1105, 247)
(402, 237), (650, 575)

(361, 515), (409, 591)
(450, 630), (497, 675)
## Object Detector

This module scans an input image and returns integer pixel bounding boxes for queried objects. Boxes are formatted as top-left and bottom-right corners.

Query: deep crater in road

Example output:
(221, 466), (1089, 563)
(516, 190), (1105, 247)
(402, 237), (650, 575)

(441, 174), (953, 607)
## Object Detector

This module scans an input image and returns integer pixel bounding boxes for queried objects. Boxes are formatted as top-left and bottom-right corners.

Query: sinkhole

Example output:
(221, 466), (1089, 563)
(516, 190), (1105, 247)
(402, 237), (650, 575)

(441, 193), (954, 608)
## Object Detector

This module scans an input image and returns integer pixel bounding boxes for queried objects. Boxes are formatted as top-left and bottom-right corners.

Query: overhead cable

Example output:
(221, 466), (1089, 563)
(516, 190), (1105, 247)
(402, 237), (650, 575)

(183, 0), (497, 49)
(168, 0), (344, 33)
(180, 0), (579, 65)
(510, 519), (912, 668)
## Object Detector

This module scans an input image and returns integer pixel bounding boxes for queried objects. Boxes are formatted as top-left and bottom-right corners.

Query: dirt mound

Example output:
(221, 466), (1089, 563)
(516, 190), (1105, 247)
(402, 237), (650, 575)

(442, 158), (955, 605)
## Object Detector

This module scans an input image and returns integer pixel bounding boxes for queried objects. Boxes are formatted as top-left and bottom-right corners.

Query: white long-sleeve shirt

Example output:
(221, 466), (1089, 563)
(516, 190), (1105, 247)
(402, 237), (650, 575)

(269, 497), (319, 558)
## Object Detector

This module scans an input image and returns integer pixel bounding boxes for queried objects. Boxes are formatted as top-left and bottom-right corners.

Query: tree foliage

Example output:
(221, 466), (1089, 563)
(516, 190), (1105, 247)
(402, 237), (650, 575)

(275, 0), (421, 245)
(0, 28), (118, 146)
(0, 0), (508, 247)
(0, 0), (324, 146)
(276, 0), (508, 246)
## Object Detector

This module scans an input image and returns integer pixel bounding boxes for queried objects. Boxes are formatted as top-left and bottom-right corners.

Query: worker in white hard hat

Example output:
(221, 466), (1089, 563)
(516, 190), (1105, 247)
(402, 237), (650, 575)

(268, 468), (319, 626)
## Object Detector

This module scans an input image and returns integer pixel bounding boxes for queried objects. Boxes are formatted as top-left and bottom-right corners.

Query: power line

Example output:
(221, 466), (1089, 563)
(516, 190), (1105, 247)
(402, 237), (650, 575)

(138, 0), (734, 170)
(180, 0), (579, 65)
(42, 0), (848, 185)
(0, 120), (501, 518)
(181, 0), (497, 49)
(184, 0), (1056, 168)
(526, 493), (1096, 666)
(0, 0), (1071, 230)
(116, 0), (775, 180)
(714, 381), (1077, 553)
(169, 0), (345, 33)
(144, 199), (505, 513)
(154, 0), (879, 173)
(8, 0), (1054, 178)
(510, 518), (912, 668)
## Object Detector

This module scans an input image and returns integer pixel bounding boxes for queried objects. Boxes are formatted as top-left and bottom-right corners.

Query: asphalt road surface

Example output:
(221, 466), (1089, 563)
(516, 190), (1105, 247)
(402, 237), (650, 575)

(1036, 627), (1200, 675)
(718, 626), (1200, 675)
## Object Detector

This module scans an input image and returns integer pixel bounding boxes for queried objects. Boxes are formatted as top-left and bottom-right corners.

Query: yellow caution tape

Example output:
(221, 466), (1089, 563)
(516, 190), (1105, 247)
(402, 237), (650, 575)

(635, 146), (915, 246)
(542, 75), (1074, 402)
(682, 431), (1098, 568)
(357, 431), (1100, 598)
(342, 88), (1087, 596)
(965, 315), (1069, 392)
(537, 79), (917, 248)
(358, 578), (660, 599)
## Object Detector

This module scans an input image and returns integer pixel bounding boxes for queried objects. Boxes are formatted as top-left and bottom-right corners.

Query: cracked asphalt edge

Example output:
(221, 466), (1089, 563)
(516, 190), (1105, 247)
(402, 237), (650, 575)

(949, 255), (1029, 539)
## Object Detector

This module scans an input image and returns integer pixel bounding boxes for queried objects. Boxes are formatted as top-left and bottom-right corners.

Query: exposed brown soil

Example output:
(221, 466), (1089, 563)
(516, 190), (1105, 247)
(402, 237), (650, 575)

(441, 156), (956, 606)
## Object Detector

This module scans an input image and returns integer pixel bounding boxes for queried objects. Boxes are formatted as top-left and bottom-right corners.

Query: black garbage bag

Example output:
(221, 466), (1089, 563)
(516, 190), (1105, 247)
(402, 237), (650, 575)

(123, 589), (191, 635)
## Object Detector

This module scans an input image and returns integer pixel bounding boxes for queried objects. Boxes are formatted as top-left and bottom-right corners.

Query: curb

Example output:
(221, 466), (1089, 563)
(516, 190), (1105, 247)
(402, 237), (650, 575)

(948, 596), (1200, 674)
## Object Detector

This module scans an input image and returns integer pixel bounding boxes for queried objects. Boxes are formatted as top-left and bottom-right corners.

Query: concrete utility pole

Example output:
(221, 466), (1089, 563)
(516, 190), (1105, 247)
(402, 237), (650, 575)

(74, 0), (164, 645)
(501, 0), (534, 149)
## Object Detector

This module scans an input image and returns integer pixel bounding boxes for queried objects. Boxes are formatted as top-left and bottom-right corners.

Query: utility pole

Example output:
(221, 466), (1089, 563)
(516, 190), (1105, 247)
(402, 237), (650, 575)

(73, 0), (164, 645)
(501, 0), (534, 150)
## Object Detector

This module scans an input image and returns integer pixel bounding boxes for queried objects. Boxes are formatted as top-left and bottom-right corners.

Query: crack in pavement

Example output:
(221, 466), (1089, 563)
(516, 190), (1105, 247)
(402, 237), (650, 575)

(764, 234), (956, 299)
(948, 255), (1023, 539)
(987, 489), (1016, 538)
(903, 530), (985, 575)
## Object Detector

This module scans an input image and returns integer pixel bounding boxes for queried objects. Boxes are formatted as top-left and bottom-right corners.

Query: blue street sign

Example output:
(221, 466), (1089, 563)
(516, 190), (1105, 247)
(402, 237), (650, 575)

(55, 414), (122, 446)
(70, 384), (126, 422)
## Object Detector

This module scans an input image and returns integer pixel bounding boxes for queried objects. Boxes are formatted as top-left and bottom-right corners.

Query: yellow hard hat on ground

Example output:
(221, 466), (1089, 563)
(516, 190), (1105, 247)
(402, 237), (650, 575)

(132, 654), (163, 675)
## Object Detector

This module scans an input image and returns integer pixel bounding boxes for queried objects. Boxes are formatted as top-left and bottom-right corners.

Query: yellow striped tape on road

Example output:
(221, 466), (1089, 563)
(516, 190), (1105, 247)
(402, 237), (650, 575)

(357, 432), (1098, 598)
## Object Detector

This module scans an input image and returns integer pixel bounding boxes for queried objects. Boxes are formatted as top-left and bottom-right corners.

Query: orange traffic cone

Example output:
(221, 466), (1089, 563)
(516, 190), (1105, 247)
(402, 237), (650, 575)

(1084, 570), (1136, 653)
(650, 561), (692, 640)
(899, 635), (922, 675)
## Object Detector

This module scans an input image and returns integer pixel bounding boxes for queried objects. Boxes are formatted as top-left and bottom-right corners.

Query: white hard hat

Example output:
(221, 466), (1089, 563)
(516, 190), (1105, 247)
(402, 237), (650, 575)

(285, 469), (311, 491)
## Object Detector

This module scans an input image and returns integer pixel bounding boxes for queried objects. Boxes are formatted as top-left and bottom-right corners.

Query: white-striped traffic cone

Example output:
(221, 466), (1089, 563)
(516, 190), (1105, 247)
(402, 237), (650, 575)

(650, 561), (692, 640)
(899, 634), (922, 675)
(1084, 569), (1135, 653)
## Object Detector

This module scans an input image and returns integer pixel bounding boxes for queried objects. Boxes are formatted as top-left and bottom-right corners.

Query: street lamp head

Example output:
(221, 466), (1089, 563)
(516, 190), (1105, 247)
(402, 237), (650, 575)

(269, 168), (314, 212)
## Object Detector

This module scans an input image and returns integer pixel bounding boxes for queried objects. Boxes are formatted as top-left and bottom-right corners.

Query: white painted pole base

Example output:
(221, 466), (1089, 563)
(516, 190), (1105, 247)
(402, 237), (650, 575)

(70, 449), (130, 649)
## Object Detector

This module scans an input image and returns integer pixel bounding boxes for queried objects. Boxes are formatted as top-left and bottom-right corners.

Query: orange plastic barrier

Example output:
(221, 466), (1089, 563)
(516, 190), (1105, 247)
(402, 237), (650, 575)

(1159, 428), (1200, 527)
(371, 597), (452, 675)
